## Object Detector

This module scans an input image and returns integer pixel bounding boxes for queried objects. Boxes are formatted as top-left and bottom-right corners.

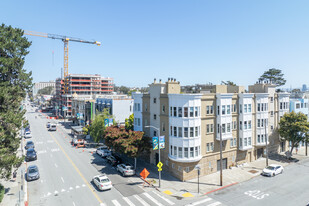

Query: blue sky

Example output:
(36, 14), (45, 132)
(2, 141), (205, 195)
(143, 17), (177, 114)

(1, 0), (309, 88)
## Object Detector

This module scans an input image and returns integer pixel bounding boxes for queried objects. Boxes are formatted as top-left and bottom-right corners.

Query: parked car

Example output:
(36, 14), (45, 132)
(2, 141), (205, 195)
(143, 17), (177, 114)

(26, 165), (40, 181)
(106, 155), (122, 166)
(48, 124), (57, 131)
(25, 148), (37, 162)
(24, 131), (32, 139)
(25, 141), (35, 150)
(92, 174), (112, 191)
(116, 163), (135, 176)
(96, 147), (111, 158)
(262, 164), (284, 177)
(46, 122), (51, 128)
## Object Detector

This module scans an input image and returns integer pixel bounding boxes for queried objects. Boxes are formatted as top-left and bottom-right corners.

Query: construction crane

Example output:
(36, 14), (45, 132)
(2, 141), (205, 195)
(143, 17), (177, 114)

(24, 30), (101, 81)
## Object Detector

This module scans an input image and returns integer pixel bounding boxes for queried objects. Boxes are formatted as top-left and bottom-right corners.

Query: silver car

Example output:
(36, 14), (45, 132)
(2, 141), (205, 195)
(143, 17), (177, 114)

(24, 131), (32, 139)
(26, 165), (40, 181)
(262, 164), (284, 177)
(116, 163), (135, 176)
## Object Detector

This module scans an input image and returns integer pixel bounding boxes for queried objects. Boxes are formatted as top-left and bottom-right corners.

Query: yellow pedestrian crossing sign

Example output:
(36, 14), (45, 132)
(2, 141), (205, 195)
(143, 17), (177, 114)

(158, 168), (162, 171)
(157, 161), (163, 168)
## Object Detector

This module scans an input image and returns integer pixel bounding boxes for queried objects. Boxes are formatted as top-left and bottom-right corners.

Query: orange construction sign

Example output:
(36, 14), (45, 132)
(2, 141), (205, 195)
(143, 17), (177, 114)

(140, 168), (150, 179)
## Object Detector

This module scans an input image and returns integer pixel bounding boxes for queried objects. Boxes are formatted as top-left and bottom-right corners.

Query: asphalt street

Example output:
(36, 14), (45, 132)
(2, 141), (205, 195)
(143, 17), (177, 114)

(25, 105), (223, 206)
(208, 158), (309, 206)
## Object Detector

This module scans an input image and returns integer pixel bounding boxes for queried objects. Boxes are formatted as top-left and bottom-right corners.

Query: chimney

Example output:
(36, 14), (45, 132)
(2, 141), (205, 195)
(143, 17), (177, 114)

(171, 78), (174, 81)
(168, 78), (170, 82)
(159, 79), (162, 83)
(174, 78), (176, 82)
(154, 78), (156, 83)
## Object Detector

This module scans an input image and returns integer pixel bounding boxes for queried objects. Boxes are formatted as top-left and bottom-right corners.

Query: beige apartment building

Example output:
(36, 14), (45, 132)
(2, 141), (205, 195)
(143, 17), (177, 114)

(133, 79), (290, 181)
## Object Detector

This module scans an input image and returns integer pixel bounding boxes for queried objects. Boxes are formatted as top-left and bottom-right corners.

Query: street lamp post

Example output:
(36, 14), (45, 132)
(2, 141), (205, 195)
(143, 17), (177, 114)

(145, 125), (161, 188)
(265, 119), (269, 166)
(219, 124), (223, 186)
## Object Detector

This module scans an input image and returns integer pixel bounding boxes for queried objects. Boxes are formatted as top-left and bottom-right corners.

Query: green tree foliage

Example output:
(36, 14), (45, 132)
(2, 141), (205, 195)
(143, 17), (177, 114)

(104, 126), (147, 158)
(259, 68), (286, 87)
(125, 113), (134, 131)
(221, 81), (236, 86)
(37, 86), (54, 95)
(89, 108), (114, 143)
(279, 111), (309, 154)
(0, 24), (33, 179)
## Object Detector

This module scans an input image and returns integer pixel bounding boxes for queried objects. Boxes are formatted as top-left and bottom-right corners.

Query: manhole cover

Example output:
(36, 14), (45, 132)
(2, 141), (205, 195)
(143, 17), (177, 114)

(248, 170), (259, 174)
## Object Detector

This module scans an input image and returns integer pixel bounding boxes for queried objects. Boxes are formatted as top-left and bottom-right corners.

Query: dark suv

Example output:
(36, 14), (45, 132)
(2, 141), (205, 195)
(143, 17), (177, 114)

(25, 148), (37, 162)
(106, 155), (122, 166)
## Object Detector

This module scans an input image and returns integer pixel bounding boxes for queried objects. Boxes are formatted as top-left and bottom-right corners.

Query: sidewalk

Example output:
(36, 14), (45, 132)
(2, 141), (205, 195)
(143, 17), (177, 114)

(133, 147), (309, 199)
(0, 138), (26, 206)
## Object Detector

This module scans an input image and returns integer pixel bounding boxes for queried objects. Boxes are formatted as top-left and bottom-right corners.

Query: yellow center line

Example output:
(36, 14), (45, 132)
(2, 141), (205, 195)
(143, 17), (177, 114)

(48, 132), (103, 204)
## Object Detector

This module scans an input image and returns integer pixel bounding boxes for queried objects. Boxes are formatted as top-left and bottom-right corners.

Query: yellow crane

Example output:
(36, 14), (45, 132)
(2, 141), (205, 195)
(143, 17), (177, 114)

(24, 30), (101, 83)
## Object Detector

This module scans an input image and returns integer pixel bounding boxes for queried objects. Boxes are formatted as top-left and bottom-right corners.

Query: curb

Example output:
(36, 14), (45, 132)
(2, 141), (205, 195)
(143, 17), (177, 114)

(204, 182), (238, 195)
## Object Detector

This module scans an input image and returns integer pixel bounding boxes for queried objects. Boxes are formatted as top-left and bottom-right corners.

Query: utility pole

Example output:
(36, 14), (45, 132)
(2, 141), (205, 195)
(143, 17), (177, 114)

(219, 124), (223, 186)
(264, 119), (269, 166)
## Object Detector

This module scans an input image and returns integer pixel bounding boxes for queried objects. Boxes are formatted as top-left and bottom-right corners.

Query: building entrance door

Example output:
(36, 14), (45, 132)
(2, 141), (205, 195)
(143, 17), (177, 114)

(257, 148), (263, 158)
(217, 158), (227, 171)
(280, 142), (285, 152)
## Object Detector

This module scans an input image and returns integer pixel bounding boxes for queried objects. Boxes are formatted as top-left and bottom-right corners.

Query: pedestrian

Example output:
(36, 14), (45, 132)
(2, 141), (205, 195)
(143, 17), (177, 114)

(296, 147), (298, 154)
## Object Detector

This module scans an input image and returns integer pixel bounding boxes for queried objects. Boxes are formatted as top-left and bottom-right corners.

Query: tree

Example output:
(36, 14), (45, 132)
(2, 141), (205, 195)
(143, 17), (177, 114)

(279, 111), (309, 155)
(104, 126), (149, 168)
(37, 86), (54, 95)
(259, 68), (286, 87)
(89, 108), (114, 143)
(221, 81), (236, 86)
(125, 114), (134, 131)
(0, 24), (33, 179)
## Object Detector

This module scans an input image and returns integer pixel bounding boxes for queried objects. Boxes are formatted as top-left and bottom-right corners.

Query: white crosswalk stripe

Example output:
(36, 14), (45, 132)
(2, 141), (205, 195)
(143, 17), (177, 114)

(151, 191), (175, 205)
(112, 199), (122, 206)
(143, 193), (164, 206)
(134, 194), (150, 206)
(207, 202), (221, 206)
(123, 197), (135, 206)
(186, 198), (212, 206)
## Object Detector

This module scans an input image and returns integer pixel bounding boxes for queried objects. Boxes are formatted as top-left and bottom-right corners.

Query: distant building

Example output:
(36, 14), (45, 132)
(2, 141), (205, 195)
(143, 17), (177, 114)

(302, 84), (307, 92)
(33, 81), (55, 96)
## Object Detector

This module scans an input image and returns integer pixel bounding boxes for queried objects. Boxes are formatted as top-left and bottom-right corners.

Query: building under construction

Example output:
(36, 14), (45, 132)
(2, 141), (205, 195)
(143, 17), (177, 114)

(54, 74), (114, 118)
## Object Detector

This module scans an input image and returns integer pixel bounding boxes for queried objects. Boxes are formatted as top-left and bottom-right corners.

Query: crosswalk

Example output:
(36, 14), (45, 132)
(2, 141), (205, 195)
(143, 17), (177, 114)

(104, 191), (223, 206)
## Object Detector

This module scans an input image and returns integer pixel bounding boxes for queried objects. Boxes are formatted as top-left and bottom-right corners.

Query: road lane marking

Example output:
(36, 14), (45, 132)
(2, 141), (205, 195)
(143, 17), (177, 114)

(69, 187), (73, 190)
(82, 184), (86, 187)
(55, 163), (58, 168)
(134, 194), (150, 206)
(186, 198), (212, 206)
(61, 177), (64, 183)
(54, 191), (58, 195)
(123, 197), (135, 206)
(76, 185), (80, 189)
(208, 202), (221, 206)
(112, 200), (121, 206)
(73, 202), (76, 206)
(37, 150), (47, 154)
(51, 148), (60, 152)
(143, 193), (164, 206)
(61, 189), (66, 192)
(48, 132), (103, 205)
(152, 191), (175, 205)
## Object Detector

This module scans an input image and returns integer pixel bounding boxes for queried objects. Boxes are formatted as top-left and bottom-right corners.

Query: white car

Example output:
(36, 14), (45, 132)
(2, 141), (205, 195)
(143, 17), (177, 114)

(24, 131), (32, 139)
(92, 174), (112, 191)
(116, 163), (135, 176)
(96, 146), (111, 158)
(262, 164), (284, 177)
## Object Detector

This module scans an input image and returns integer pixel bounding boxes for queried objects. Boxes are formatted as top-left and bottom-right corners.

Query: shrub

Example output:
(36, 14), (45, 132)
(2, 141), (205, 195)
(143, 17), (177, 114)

(0, 184), (5, 203)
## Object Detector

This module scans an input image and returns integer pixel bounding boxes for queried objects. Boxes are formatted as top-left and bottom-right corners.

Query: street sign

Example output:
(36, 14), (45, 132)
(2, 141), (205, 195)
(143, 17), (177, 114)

(157, 161), (163, 168)
(158, 168), (162, 172)
(159, 136), (165, 149)
(108, 118), (113, 126)
(152, 137), (159, 150)
(140, 168), (150, 179)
